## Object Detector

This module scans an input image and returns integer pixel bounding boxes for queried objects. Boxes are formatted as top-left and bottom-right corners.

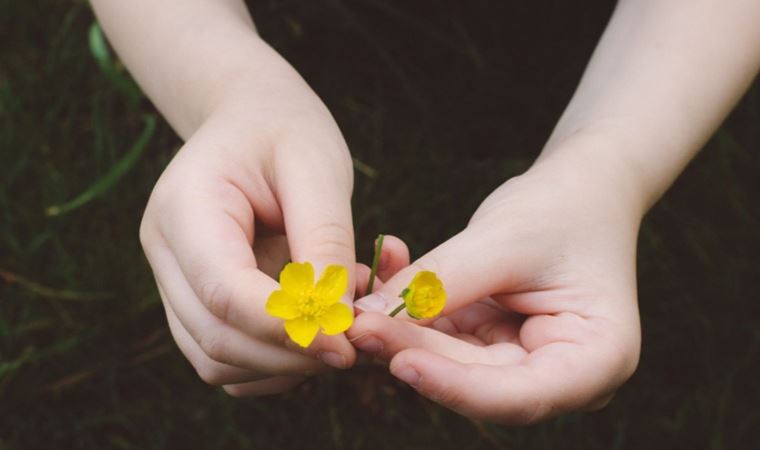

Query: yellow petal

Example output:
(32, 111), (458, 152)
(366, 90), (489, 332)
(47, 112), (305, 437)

(318, 302), (354, 335)
(280, 262), (314, 295)
(408, 292), (446, 318)
(410, 271), (439, 290)
(284, 317), (320, 348)
(314, 265), (348, 305)
(265, 290), (300, 320)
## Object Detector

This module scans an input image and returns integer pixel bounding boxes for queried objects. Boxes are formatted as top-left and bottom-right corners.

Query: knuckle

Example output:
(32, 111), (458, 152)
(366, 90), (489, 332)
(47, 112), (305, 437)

(618, 342), (641, 381)
(197, 328), (230, 363)
(139, 179), (179, 252)
(195, 362), (228, 386)
(222, 384), (249, 398)
(138, 212), (164, 253)
(146, 174), (178, 214)
(584, 392), (616, 411)
(512, 395), (555, 425)
(138, 218), (153, 250)
(421, 367), (470, 411)
(605, 335), (641, 385)
(198, 280), (232, 323)
(308, 221), (354, 260)
(429, 385), (465, 411)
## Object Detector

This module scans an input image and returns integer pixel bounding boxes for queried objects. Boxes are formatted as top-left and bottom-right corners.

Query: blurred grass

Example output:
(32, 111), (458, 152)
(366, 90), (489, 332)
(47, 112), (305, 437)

(1, 0), (759, 449)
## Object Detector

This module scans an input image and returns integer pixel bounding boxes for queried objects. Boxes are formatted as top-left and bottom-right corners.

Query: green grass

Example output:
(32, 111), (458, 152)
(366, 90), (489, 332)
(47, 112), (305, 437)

(2, 0), (759, 448)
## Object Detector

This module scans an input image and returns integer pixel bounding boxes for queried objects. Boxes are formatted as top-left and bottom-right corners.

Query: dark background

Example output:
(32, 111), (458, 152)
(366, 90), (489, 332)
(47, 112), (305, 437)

(1, 0), (759, 448)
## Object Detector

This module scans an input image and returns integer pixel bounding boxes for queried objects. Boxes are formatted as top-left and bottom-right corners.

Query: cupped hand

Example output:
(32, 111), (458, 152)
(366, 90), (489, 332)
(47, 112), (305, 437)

(350, 149), (643, 424)
(139, 48), (359, 396)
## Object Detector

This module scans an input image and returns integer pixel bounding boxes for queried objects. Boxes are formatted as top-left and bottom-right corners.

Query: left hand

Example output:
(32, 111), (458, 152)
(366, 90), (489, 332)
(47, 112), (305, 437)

(349, 149), (643, 424)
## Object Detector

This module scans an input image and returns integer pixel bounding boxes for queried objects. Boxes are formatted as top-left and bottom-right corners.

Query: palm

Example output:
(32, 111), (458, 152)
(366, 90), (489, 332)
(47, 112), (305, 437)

(432, 299), (524, 349)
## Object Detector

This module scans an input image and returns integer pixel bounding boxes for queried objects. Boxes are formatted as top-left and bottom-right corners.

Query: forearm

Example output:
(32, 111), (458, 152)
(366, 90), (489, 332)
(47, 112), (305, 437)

(90, 0), (292, 139)
(537, 0), (760, 214)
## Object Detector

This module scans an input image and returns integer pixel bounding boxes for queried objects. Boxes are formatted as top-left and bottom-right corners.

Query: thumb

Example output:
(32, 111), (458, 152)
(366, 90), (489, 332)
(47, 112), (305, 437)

(353, 225), (537, 317)
(274, 146), (357, 355)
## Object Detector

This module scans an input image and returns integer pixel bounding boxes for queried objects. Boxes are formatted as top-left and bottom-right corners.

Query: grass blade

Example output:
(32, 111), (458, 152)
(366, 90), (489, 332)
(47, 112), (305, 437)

(88, 22), (112, 72)
(0, 268), (112, 301)
(88, 21), (142, 104)
(45, 114), (156, 217)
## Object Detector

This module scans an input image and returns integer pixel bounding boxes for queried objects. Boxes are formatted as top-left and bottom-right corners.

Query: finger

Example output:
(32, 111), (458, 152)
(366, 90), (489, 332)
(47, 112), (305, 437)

(348, 312), (526, 365)
(431, 301), (524, 345)
(164, 297), (265, 385)
(354, 263), (380, 298)
(146, 175), (353, 365)
(353, 227), (532, 317)
(273, 143), (356, 296)
(375, 235), (410, 282)
(223, 376), (306, 397)
(272, 144), (357, 360)
(389, 339), (631, 424)
(148, 170), (280, 336)
(148, 245), (332, 375)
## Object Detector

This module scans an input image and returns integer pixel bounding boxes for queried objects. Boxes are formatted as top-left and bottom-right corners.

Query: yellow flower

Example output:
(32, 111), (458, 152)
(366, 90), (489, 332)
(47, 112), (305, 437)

(399, 271), (446, 319)
(265, 262), (353, 348)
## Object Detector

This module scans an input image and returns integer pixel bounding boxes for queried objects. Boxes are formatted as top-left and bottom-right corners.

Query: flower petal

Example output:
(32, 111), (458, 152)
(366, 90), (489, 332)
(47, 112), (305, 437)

(408, 290), (446, 318)
(284, 317), (321, 348)
(280, 262), (314, 295)
(265, 290), (300, 320)
(410, 271), (440, 290)
(318, 303), (354, 335)
(314, 265), (348, 305)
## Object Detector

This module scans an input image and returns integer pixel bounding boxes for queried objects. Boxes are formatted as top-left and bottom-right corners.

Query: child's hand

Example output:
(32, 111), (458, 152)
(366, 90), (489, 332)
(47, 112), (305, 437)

(139, 48), (359, 396)
(350, 145), (642, 423)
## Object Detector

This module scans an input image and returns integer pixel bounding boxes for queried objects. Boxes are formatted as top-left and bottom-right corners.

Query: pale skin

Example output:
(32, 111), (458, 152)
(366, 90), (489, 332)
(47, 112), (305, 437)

(92, 0), (760, 423)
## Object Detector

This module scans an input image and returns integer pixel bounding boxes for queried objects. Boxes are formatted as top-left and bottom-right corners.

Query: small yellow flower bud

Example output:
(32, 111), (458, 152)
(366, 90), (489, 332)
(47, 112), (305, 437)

(395, 271), (446, 319)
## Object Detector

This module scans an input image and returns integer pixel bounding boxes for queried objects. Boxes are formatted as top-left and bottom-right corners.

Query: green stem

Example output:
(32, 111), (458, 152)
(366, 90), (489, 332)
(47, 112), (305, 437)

(366, 234), (384, 294)
(389, 303), (406, 317)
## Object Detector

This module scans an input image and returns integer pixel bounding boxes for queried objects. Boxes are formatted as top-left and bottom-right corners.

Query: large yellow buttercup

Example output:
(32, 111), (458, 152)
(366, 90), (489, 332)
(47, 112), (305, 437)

(266, 262), (353, 348)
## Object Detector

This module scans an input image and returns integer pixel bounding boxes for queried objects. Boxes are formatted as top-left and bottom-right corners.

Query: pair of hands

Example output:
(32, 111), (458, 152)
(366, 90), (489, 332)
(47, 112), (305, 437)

(139, 51), (642, 424)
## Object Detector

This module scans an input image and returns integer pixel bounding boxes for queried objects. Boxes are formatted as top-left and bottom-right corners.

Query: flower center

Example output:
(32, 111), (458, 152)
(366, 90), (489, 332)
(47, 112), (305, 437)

(297, 290), (327, 319)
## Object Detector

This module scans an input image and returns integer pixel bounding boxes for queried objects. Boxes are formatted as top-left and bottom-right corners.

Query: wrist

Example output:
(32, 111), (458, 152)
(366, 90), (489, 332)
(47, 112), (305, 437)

(188, 37), (297, 133)
(163, 35), (315, 141)
(529, 128), (650, 223)
(190, 39), (338, 145)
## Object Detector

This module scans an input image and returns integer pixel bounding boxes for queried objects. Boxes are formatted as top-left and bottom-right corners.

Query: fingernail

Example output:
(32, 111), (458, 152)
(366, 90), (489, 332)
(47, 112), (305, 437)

(391, 365), (420, 387)
(319, 352), (347, 370)
(354, 293), (389, 312)
(353, 335), (383, 355)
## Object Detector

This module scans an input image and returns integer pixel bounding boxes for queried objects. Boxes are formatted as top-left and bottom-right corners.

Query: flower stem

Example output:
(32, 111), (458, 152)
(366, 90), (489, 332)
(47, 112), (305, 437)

(366, 234), (384, 294)
(389, 303), (406, 317)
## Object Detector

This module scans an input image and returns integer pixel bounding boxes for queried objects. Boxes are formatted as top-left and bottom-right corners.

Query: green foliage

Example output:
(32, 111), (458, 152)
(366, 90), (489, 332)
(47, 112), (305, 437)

(45, 114), (156, 217)
(87, 22), (142, 105)
(1, 1), (759, 449)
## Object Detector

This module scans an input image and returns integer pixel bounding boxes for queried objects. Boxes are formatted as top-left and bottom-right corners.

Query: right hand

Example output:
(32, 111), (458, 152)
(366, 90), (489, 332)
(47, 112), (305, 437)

(139, 42), (359, 396)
